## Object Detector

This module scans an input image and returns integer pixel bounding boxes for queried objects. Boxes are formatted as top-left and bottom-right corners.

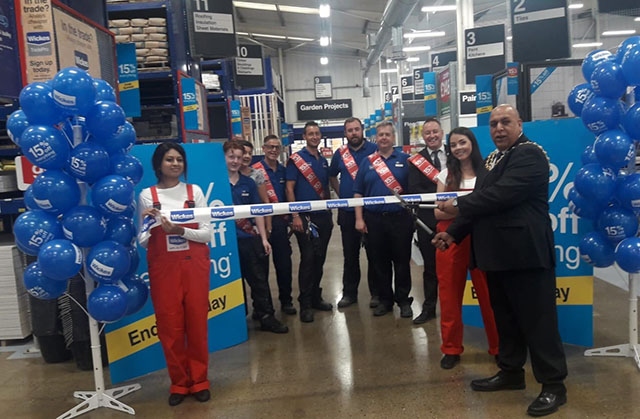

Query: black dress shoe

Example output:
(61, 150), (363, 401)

(412, 310), (436, 324)
(399, 304), (413, 318)
(373, 304), (392, 316)
(337, 296), (357, 308)
(527, 391), (567, 417)
(470, 371), (526, 392)
(369, 296), (380, 308)
(260, 315), (289, 333)
(440, 354), (461, 369)
(281, 303), (297, 315)
(168, 393), (186, 406)
(193, 389), (210, 403)
(311, 300), (333, 311)
(300, 308), (314, 323)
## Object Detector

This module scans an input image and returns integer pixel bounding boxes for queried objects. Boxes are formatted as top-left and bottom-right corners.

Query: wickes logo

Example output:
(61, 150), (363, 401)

(211, 208), (235, 219)
(289, 203), (312, 212)
(74, 51), (89, 70)
(363, 197), (385, 206)
(250, 205), (273, 215)
(436, 192), (457, 201)
(170, 210), (195, 222)
(26, 32), (51, 44)
(402, 194), (422, 203)
(327, 200), (348, 209)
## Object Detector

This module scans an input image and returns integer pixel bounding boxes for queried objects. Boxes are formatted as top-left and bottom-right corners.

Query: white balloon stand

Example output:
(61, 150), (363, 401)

(57, 123), (140, 418)
(584, 273), (640, 371)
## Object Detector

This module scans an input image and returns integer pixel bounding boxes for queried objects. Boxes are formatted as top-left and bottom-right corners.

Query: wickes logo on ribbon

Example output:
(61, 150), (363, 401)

(211, 208), (235, 219)
(170, 210), (195, 222)
(250, 205), (274, 215)
(289, 203), (312, 212)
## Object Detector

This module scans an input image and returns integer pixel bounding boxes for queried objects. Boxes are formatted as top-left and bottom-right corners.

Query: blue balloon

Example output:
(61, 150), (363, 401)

(110, 153), (143, 185)
(590, 60), (628, 99)
(593, 130), (634, 170)
(567, 83), (595, 117)
(616, 36), (640, 63)
(574, 163), (616, 205)
(85, 101), (126, 139)
(31, 170), (81, 215)
(615, 237), (640, 273)
(87, 284), (128, 323)
(38, 239), (83, 281)
(581, 145), (598, 165)
(62, 205), (108, 247)
(581, 96), (623, 134)
(23, 261), (67, 300)
(568, 187), (605, 220)
(51, 67), (96, 115)
(621, 43), (640, 86)
(7, 110), (30, 146)
(615, 173), (640, 213)
(124, 245), (140, 277)
(579, 231), (615, 268)
(67, 142), (110, 183)
(91, 175), (135, 216)
(19, 82), (63, 125)
(582, 49), (614, 82)
(23, 186), (37, 210)
(622, 102), (640, 140)
(13, 210), (63, 256)
(86, 240), (131, 283)
(105, 216), (136, 246)
(596, 205), (639, 245)
(93, 78), (117, 102)
(98, 121), (137, 156)
(20, 125), (70, 170)
(119, 275), (149, 316)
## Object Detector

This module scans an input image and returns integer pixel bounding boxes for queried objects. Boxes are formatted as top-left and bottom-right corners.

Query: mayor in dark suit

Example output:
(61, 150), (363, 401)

(433, 104), (568, 417)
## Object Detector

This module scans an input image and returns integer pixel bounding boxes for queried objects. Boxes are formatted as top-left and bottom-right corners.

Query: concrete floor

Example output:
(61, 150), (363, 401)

(1, 227), (639, 419)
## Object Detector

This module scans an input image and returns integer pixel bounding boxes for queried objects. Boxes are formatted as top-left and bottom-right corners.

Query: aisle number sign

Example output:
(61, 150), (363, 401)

(464, 24), (505, 85)
(511, 0), (570, 62)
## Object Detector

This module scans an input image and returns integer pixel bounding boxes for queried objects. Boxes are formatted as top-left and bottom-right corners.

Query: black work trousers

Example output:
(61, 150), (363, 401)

(364, 210), (414, 308)
(337, 209), (376, 300)
(269, 215), (293, 305)
(238, 236), (275, 318)
(417, 226), (438, 314)
(292, 211), (333, 309)
(487, 268), (568, 394)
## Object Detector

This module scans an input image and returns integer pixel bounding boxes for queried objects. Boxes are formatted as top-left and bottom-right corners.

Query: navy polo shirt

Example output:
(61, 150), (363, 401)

(255, 159), (287, 202)
(329, 141), (378, 212)
(231, 174), (261, 239)
(353, 150), (410, 213)
(285, 147), (329, 201)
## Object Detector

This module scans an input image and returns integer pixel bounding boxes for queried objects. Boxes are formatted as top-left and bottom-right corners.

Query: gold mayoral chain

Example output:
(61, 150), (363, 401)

(485, 141), (550, 171)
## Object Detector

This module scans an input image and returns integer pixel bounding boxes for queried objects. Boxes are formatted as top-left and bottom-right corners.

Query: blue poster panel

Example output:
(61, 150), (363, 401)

(116, 43), (140, 118)
(423, 72), (437, 116)
(475, 75), (493, 126)
(181, 76), (198, 131)
(105, 142), (247, 384)
(0, 0), (22, 98)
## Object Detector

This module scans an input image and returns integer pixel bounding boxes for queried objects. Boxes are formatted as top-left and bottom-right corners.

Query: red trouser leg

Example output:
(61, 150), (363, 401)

(469, 268), (500, 355)
(436, 234), (469, 356)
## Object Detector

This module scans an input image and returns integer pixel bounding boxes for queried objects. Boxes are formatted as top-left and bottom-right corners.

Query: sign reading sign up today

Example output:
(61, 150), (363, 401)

(511, 0), (570, 62)
(464, 24), (505, 85)
(18, 0), (57, 82)
(296, 98), (352, 121)
(314, 75), (332, 99)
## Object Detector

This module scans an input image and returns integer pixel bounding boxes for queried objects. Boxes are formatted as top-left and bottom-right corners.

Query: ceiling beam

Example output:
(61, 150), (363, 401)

(275, 5), (286, 27)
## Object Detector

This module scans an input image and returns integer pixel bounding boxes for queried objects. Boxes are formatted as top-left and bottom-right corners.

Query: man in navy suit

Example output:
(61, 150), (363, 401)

(434, 105), (568, 417)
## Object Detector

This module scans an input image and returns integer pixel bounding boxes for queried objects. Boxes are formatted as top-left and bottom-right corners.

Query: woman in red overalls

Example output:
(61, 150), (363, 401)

(434, 127), (499, 370)
(138, 143), (211, 406)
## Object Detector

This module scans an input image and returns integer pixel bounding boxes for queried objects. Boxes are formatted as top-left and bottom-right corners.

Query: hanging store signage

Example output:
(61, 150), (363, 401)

(234, 44), (265, 90)
(459, 91), (477, 115)
(464, 24), (505, 85)
(296, 98), (352, 121)
(400, 75), (414, 101)
(116, 43), (141, 118)
(185, 0), (236, 59)
(438, 67), (451, 117)
(413, 66), (430, 101)
(430, 50), (456, 69)
(314, 75), (332, 99)
(511, 0), (570, 62)
(423, 71), (437, 117)
(0, 0), (21, 97)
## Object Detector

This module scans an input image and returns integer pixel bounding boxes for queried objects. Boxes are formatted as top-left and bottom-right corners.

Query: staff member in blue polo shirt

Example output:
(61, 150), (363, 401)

(286, 121), (333, 323)
(353, 120), (414, 318)
(329, 117), (378, 309)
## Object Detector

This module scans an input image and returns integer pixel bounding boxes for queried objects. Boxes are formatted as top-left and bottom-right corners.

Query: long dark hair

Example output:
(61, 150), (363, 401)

(445, 127), (484, 192)
(152, 142), (187, 182)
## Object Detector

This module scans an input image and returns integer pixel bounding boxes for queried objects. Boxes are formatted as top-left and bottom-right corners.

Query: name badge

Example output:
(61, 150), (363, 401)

(395, 162), (404, 167)
(166, 235), (190, 252)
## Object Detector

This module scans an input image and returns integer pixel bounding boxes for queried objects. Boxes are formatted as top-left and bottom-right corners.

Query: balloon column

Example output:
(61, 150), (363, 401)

(568, 36), (640, 273)
(9, 67), (147, 322)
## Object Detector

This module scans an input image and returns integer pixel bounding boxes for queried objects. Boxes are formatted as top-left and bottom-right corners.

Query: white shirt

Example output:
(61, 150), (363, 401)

(436, 168), (477, 190)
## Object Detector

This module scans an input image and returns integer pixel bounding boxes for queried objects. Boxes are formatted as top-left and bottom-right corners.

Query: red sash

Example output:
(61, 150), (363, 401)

(408, 153), (440, 184)
(236, 218), (257, 236)
(252, 161), (279, 203)
(368, 152), (403, 194)
(290, 152), (324, 198)
(150, 184), (194, 209)
(339, 145), (359, 180)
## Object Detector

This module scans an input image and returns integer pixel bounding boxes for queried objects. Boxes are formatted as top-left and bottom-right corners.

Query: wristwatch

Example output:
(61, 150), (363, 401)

(452, 198), (458, 207)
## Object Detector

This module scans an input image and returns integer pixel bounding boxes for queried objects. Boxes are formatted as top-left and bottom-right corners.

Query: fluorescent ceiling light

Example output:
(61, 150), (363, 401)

(406, 57), (420, 62)
(319, 4), (331, 18)
(233, 1), (276, 11)
(237, 32), (249, 36)
(320, 56), (329, 65)
(288, 35), (314, 41)
(403, 45), (431, 52)
(506, 36), (513, 41)
(635, 17), (640, 22)
(422, 5), (456, 13)
(320, 36), (330, 46)
(404, 31), (445, 39)
(568, 3), (583, 9)
(573, 42), (603, 48)
(279, 5), (318, 14)
(381, 69), (397, 73)
(386, 58), (393, 63)
(252, 33), (287, 39)
(602, 30), (637, 36)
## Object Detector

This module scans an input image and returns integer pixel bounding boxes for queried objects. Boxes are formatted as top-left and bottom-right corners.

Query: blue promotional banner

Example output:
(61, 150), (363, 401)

(180, 76), (199, 131)
(105, 143), (247, 384)
(384, 102), (392, 120)
(507, 62), (519, 95)
(475, 75), (493, 126)
(423, 71), (437, 116)
(116, 43), (141, 118)
(463, 118), (594, 347)
(280, 122), (292, 146)
(0, 0), (21, 99)
(531, 67), (557, 95)
(230, 100), (242, 137)
(375, 109), (383, 123)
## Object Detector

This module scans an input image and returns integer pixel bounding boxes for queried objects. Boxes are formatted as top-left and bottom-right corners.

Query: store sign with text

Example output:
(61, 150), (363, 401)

(296, 99), (352, 121)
